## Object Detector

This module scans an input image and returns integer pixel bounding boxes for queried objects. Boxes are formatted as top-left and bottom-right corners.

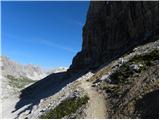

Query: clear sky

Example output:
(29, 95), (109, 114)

(1, 1), (89, 69)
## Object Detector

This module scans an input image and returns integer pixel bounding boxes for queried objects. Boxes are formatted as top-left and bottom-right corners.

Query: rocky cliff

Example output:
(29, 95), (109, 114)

(69, 1), (159, 73)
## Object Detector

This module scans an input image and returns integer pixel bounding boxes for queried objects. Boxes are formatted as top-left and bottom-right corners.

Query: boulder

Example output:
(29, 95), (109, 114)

(129, 64), (140, 71)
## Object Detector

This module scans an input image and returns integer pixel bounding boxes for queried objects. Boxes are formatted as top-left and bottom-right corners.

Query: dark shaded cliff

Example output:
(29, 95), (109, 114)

(69, 1), (159, 73)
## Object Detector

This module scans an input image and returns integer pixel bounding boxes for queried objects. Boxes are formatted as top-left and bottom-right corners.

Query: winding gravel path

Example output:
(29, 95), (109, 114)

(80, 78), (107, 119)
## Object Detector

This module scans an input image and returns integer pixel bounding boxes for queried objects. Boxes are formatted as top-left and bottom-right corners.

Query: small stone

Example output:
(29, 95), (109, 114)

(119, 58), (125, 64)
(139, 64), (143, 68)
(100, 73), (112, 83)
(129, 64), (140, 72)
(40, 99), (44, 103)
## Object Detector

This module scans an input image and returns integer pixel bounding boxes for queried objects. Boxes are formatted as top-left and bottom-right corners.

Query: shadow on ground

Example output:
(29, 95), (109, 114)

(12, 71), (84, 118)
(134, 90), (159, 119)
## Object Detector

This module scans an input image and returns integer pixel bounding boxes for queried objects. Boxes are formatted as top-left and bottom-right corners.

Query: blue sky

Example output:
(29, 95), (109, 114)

(1, 1), (89, 69)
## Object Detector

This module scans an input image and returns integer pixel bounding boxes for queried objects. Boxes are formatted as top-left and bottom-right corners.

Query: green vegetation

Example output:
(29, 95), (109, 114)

(91, 49), (158, 96)
(99, 81), (126, 97)
(88, 64), (113, 82)
(7, 75), (34, 89)
(40, 95), (89, 119)
(130, 49), (158, 66)
(88, 48), (158, 83)
(99, 81), (117, 90)
(110, 49), (158, 85)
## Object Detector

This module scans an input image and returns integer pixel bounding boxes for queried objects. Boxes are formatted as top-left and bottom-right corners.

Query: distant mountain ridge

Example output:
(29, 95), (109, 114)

(1, 56), (68, 80)
(1, 56), (48, 80)
(0, 55), (68, 100)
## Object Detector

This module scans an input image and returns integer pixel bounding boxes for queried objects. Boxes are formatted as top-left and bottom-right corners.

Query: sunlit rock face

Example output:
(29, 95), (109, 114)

(1, 56), (48, 80)
(69, 1), (159, 73)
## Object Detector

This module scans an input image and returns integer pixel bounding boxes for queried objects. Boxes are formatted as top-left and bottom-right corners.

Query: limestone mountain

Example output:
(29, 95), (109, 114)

(1, 56), (68, 80)
(1, 56), (48, 80)
(69, 1), (158, 73)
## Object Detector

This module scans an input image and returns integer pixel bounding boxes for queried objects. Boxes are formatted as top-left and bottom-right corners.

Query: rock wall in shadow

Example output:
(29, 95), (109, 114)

(69, 1), (159, 73)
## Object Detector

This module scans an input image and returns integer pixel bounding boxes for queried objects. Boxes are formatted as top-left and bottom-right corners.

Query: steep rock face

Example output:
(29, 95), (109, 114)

(69, 1), (159, 73)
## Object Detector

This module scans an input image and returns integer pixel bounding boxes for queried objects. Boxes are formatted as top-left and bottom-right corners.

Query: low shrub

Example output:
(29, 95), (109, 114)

(110, 49), (158, 85)
(40, 95), (89, 119)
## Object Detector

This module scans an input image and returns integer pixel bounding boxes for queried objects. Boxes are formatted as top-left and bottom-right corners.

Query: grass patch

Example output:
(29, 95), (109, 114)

(99, 81), (118, 91)
(7, 75), (34, 89)
(88, 65), (113, 82)
(40, 95), (89, 119)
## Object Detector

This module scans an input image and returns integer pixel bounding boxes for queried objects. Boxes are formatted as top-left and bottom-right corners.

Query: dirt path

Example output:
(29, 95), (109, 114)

(80, 79), (107, 119)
